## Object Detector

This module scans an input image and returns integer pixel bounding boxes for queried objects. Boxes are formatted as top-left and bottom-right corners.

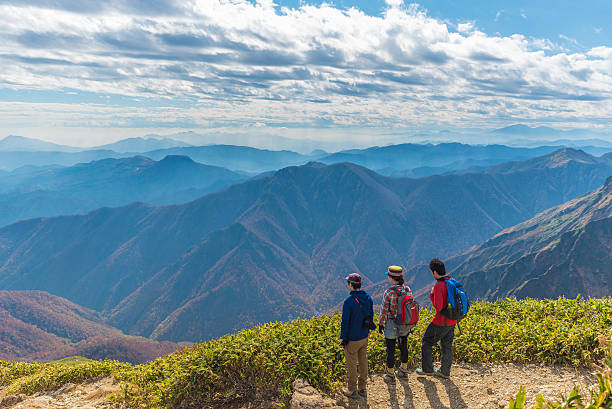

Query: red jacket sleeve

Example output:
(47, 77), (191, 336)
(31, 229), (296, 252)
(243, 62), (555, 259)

(431, 281), (447, 313)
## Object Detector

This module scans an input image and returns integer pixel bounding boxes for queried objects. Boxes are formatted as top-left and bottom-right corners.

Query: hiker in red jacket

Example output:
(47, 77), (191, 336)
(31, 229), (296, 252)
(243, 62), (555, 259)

(416, 258), (456, 379)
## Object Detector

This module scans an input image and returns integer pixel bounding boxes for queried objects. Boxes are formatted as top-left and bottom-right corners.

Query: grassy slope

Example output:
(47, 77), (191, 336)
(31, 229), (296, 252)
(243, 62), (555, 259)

(1, 297), (611, 408)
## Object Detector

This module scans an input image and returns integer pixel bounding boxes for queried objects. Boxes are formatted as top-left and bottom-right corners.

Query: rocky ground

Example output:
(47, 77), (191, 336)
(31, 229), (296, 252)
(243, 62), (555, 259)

(292, 363), (598, 409)
(0, 363), (598, 409)
(0, 376), (126, 409)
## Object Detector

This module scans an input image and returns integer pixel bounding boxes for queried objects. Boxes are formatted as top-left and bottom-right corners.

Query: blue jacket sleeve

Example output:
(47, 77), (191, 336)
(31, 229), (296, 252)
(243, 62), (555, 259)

(368, 295), (374, 319)
(340, 299), (350, 340)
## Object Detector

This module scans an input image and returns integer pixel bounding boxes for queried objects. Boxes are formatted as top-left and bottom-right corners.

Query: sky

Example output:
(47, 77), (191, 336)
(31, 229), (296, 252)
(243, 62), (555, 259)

(0, 0), (610, 148)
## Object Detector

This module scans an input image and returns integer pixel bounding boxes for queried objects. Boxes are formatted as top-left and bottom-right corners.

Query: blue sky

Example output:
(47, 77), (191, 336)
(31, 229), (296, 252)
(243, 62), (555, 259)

(0, 0), (610, 148)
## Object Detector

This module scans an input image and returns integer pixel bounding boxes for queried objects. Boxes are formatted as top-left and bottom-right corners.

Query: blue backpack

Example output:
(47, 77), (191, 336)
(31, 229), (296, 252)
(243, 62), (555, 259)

(440, 278), (469, 321)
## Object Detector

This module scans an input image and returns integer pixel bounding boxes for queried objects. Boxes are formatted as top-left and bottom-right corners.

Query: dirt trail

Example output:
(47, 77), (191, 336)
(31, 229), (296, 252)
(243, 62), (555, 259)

(0, 376), (126, 409)
(0, 363), (598, 409)
(293, 363), (598, 409)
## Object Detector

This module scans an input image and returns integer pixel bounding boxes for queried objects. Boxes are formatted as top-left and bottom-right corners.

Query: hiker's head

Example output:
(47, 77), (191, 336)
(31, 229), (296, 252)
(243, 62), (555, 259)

(387, 265), (404, 285)
(345, 272), (362, 290)
(429, 258), (446, 278)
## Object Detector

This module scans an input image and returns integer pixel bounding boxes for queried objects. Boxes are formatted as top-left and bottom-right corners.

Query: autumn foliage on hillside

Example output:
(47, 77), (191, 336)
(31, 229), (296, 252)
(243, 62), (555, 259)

(0, 291), (186, 364)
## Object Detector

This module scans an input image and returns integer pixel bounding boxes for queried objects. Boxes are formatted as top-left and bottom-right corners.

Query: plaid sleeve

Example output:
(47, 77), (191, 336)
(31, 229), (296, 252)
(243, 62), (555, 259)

(379, 288), (398, 326)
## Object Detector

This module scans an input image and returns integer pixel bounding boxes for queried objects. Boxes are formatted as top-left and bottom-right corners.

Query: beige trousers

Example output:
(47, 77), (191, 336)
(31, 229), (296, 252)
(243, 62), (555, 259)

(344, 336), (368, 392)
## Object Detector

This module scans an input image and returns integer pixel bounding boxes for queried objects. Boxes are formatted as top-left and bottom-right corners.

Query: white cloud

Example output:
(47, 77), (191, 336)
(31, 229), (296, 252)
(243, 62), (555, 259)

(457, 21), (475, 34)
(384, 0), (404, 8)
(0, 0), (610, 141)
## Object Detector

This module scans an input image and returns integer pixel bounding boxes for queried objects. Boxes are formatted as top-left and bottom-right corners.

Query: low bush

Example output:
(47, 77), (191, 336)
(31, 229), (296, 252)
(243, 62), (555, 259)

(0, 359), (131, 395)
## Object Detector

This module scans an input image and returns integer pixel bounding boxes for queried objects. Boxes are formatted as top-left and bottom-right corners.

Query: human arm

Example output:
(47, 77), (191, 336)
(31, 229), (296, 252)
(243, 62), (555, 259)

(340, 299), (350, 343)
(378, 289), (391, 326)
(432, 281), (446, 313)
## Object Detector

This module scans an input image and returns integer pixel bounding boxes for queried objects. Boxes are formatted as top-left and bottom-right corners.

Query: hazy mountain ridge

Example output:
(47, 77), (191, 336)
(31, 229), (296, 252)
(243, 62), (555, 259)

(92, 136), (192, 152)
(319, 143), (565, 176)
(0, 155), (247, 227)
(0, 135), (191, 153)
(0, 135), (82, 152)
(1, 149), (611, 341)
(453, 176), (612, 300)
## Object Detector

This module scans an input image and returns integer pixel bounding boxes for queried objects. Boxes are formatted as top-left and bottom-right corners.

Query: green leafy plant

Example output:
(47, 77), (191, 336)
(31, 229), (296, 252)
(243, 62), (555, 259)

(509, 334), (612, 409)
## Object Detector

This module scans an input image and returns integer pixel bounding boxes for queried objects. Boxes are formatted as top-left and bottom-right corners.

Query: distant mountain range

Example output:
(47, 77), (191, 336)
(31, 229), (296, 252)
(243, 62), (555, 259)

(0, 290), (184, 363)
(0, 155), (247, 227)
(92, 136), (193, 152)
(453, 176), (612, 300)
(0, 135), (83, 152)
(0, 149), (123, 171)
(0, 135), (191, 153)
(493, 124), (612, 151)
(142, 145), (318, 173)
(3, 134), (611, 176)
(319, 143), (565, 176)
(0, 148), (610, 342)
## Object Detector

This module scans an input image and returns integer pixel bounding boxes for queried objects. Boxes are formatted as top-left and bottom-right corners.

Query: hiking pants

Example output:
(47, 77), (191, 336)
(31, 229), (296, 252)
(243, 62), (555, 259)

(421, 322), (455, 376)
(385, 335), (408, 369)
(344, 337), (368, 392)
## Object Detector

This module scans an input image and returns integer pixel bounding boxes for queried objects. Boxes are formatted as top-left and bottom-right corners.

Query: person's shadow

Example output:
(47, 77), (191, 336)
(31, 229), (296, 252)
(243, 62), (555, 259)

(386, 381), (400, 409)
(346, 394), (370, 409)
(417, 376), (468, 409)
(397, 377), (416, 409)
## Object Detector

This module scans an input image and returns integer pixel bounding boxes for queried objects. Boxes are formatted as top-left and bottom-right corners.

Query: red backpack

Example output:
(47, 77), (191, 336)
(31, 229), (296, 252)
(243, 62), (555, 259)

(393, 288), (420, 328)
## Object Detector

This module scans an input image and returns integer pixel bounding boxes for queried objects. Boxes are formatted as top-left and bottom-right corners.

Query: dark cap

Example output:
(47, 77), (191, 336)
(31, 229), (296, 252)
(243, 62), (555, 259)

(345, 273), (362, 283)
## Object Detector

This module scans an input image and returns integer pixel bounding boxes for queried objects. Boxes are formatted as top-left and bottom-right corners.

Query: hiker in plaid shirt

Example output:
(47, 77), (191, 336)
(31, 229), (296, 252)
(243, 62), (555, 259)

(378, 265), (412, 382)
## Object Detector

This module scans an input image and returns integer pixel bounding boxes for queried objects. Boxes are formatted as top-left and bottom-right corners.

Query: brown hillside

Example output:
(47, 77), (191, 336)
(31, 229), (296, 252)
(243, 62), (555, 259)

(0, 291), (185, 363)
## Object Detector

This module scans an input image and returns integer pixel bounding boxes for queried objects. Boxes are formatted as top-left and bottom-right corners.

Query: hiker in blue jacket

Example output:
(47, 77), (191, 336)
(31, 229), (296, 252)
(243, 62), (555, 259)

(339, 272), (374, 399)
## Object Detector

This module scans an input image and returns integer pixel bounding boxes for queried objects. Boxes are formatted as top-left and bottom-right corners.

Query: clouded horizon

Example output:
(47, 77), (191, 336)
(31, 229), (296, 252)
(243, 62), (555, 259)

(0, 0), (610, 148)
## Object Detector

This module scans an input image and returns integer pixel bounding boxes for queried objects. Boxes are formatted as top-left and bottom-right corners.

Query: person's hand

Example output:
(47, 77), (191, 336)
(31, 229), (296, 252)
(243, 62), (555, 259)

(339, 338), (348, 347)
(378, 325), (384, 334)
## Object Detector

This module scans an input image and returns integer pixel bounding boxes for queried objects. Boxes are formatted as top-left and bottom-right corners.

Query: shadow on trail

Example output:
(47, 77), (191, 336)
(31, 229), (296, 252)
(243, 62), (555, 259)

(417, 376), (468, 409)
(385, 381), (400, 409)
(397, 377), (416, 409)
(346, 393), (370, 409)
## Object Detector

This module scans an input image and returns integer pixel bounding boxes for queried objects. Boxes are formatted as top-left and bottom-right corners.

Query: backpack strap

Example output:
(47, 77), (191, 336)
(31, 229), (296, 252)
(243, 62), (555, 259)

(352, 295), (372, 319)
(392, 285), (407, 320)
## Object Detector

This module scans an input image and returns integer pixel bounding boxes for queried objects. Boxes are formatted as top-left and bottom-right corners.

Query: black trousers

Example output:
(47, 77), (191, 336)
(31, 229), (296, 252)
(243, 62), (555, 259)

(385, 336), (408, 368)
(421, 322), (455, 376)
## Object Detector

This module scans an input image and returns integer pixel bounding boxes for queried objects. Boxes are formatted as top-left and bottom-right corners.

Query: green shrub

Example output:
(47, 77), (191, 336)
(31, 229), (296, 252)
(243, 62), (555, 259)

(1, 359), (131, 395)
(0, 361), (45, 386)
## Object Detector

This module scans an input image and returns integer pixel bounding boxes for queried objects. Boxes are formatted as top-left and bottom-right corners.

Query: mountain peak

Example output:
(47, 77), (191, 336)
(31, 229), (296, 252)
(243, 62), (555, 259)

(159, 155), (196, 164)
(492, 124), (558, 135)
(545, 148), (595, 166)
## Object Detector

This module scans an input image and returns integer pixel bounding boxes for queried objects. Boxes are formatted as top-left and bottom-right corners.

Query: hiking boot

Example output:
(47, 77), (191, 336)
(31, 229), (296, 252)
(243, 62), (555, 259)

(383, 372), (396, 383)
(433, 368), (450, 379)
(342, 389), (359, 399)
(358, 389), (367, 397)
(395, 366), (409, 379)
(415, 368), (434, 376)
